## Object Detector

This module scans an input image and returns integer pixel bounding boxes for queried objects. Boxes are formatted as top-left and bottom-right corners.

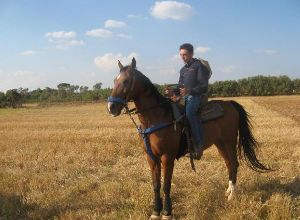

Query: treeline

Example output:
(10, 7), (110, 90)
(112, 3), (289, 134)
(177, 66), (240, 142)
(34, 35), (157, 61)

(208, 75), (300, 97)
(0, 82), (111, 108)
(0, 75), (299, 108)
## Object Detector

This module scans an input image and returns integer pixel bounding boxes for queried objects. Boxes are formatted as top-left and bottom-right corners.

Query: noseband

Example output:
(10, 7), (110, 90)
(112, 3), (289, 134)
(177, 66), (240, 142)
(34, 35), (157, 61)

(107, 96), (127, 104)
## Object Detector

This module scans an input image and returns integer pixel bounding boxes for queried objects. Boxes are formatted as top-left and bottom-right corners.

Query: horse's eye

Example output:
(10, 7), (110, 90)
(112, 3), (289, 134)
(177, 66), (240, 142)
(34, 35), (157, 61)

(123, 79), (129, 85)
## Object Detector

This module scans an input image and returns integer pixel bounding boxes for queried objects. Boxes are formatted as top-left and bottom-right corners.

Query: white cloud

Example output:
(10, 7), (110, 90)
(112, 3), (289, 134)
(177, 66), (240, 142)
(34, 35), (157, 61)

(222, 65), (236, 73)
(67, 40), (84, 46)
(116, 33), (133, 39)
(145, 54), (182, 78)
(195, 46), (211, 54)
(13, 70), (34, 77)
(127, 14), (139, 18)
(45, 31), (76, 39)
(20, 50), (38, 56)
(159, 55), (182, 76)
(94, 52), (138, 72)
(55, 40), (85, 49)
(45, 30), (84, 49)
(86, 28), (132, 40)
(150, 1), (193, 21)
(86, 28), (113, 38)
(254, 49), (277, 55)
(127, 14), (148, 19)
(104, 19), (126, 28)
(0, 70), (45, 92)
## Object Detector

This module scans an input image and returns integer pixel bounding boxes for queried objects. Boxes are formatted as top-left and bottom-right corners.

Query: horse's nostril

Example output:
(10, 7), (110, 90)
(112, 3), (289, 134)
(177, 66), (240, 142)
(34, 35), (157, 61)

(107, 101), (122, 116)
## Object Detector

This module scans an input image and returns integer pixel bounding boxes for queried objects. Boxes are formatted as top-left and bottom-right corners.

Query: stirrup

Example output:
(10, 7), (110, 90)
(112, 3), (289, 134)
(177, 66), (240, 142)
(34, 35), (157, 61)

(185, 151), (202, 160)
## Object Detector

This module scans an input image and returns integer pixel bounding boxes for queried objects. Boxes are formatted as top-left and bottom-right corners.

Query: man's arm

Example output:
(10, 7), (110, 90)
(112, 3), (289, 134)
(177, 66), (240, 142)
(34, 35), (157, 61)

(190, 63), (209, 95)
(178, 68), (184, 86)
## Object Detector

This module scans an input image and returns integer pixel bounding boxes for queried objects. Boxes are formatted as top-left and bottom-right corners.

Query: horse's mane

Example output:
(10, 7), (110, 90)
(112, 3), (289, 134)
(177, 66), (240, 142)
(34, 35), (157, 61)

(121, 66), (172, 114)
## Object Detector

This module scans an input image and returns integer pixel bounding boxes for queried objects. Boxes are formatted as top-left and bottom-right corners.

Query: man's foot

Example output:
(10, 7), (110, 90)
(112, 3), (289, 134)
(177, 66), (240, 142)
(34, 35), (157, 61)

(186, 143), (204, 160)
(185, 151), (202, 160)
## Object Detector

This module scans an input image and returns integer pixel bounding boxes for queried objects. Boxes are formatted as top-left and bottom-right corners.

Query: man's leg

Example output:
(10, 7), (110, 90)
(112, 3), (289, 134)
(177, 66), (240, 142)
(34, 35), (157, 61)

(185, 95), (204, 159)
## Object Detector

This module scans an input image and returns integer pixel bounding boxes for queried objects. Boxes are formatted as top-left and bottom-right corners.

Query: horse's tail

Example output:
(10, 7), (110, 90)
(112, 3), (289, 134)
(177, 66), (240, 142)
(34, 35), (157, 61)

(230, 101), (271, 172)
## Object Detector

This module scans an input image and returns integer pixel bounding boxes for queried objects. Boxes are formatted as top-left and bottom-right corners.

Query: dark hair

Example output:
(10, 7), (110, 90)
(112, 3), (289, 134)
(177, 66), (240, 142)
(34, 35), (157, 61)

(180, 43), (194, 54)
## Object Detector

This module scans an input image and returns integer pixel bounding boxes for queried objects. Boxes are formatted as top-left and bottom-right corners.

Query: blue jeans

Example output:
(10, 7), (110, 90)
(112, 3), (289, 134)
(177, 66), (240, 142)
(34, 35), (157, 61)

(185, 95), (203, 146)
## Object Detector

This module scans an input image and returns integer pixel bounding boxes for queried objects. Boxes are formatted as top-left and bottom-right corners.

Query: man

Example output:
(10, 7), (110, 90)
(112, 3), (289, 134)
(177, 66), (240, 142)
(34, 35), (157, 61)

(178, 43), (209, 160)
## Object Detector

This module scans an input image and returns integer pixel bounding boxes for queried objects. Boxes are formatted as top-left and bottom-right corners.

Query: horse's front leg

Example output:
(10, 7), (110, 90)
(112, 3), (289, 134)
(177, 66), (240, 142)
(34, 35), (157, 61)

(147, 157), (162, 220)
(161, 155), (175, 219)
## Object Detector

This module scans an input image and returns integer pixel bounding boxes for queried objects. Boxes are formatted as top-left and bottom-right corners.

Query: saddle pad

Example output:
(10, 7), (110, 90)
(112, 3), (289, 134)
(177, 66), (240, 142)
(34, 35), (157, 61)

(199, 102), (224, 122)
(172, 100), (224, 123)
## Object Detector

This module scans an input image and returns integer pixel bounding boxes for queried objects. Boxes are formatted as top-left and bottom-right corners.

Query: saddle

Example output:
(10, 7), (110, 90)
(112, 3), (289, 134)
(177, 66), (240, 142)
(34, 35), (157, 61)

(171, 95), (224, 123)
(171, 95), (224, 161)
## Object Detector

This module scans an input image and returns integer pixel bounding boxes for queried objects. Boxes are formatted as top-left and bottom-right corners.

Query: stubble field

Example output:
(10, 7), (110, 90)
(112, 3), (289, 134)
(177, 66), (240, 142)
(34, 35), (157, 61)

(0, 96), (299, 220)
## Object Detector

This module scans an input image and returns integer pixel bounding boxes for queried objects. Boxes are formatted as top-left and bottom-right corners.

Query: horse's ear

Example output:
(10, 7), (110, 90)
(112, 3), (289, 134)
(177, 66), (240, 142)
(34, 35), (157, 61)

(118, 60), (123, 70)
(131, 57), (136, 69)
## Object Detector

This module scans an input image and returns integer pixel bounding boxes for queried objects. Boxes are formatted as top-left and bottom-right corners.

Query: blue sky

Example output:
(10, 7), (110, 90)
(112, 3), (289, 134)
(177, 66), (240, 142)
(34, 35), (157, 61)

(0, 0), (299, 92)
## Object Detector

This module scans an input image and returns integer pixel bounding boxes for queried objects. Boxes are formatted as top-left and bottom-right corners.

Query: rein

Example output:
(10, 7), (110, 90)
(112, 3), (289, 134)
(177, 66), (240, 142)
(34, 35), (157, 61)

(125, 101), (168, 115)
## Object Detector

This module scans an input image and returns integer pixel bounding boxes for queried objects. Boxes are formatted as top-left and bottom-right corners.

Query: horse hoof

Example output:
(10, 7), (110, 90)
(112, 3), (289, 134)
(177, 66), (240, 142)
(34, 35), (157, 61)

(227, 191), (235, 201)
(225, 187), (231, 197)
(225, 181), (236, 200)
(161, 215), (173, 220)
(149, 214), (161, 220)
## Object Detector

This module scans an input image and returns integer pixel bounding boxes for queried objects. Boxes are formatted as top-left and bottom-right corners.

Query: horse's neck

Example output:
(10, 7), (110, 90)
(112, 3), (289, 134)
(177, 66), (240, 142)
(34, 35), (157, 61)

(134, 94), (170, 128)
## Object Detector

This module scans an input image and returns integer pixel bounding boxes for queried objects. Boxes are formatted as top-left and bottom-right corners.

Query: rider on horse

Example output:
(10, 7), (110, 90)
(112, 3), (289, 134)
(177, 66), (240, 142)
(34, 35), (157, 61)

(178, 43), (210, 160)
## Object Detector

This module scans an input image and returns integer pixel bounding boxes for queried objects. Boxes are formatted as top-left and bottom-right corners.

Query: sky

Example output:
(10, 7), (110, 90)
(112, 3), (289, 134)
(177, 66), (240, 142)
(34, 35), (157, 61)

(0, 0), (300, 92)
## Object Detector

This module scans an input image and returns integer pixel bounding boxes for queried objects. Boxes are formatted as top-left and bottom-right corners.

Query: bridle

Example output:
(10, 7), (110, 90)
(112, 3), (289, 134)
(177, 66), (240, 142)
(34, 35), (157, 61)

(107, 67), (136, 107)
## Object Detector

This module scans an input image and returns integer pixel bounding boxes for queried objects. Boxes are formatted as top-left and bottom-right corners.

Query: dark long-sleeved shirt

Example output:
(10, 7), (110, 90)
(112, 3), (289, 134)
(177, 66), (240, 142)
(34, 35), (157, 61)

(178, 58), (209, 96)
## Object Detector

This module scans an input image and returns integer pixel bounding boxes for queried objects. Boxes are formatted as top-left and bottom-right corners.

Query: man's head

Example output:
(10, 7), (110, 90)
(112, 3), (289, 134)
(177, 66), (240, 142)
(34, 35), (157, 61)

(179, 43), (194, 64)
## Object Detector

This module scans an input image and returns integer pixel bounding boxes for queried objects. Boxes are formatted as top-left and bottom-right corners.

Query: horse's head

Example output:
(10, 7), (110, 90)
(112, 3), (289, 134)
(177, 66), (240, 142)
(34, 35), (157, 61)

(107, 57), (139, 116)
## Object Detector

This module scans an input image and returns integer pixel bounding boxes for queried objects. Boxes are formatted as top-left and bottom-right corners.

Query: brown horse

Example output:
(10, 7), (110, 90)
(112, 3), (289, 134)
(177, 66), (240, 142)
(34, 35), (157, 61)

(107, 58), (270, 219)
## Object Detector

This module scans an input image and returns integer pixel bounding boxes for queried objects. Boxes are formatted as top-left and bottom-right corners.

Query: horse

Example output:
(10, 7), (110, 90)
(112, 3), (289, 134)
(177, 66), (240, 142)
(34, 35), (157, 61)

(107, 58), (270, 220)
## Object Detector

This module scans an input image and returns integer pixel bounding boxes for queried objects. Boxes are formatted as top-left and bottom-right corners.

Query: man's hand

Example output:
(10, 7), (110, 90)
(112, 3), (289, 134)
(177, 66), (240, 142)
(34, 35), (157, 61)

(170, 95), (181, 102)
(180, 88), (189, 96)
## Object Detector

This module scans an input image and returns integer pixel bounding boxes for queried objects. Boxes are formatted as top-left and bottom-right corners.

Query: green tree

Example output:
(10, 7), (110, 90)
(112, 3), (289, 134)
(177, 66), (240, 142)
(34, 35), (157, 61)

(93, 82), (103, 90)
(292, 79), (300, 94)
(0, 92), (7, 107)
(6, 89), (23, 108)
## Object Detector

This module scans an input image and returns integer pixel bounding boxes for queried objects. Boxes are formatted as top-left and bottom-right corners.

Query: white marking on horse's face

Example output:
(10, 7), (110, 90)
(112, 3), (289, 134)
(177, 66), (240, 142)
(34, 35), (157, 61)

(117, 74), (121, 80)
(107, 101), (122, 117)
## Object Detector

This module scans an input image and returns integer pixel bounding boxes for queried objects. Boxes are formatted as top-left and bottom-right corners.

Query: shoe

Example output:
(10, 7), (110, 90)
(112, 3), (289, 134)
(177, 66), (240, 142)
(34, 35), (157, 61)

(185, 143), (204, 160)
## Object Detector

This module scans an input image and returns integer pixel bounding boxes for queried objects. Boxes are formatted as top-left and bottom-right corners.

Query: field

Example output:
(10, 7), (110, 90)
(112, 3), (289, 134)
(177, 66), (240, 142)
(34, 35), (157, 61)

(0, 96), (299, 220)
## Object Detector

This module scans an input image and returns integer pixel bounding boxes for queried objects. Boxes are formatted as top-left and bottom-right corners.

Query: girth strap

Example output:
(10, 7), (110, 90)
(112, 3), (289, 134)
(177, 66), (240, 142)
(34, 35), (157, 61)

(138, 122), (173, 162)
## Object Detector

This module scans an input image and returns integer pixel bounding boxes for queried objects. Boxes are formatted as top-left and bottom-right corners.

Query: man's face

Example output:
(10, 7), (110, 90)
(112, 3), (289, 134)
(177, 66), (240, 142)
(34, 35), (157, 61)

(179, 49), (193, 64)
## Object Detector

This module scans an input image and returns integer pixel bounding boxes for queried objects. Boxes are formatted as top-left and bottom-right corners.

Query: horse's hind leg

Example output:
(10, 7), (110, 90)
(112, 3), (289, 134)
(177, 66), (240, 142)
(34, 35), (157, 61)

(216, 140), (239, 201)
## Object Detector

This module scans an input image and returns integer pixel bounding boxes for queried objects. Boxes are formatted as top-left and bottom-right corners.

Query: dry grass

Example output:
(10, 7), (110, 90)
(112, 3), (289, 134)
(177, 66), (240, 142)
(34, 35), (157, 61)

(252, 96), (300, 124)
(0, 97), (299, 219)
